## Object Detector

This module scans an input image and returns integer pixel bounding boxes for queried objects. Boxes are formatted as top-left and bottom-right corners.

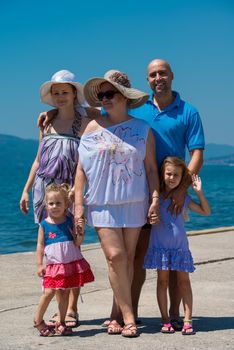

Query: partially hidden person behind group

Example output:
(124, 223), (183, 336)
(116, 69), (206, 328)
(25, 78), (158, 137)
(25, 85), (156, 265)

(74, 70), (160, 337)
(20, 70), (99, 329)
(33, 183), (94, 336)
(144, 157), (210, 335)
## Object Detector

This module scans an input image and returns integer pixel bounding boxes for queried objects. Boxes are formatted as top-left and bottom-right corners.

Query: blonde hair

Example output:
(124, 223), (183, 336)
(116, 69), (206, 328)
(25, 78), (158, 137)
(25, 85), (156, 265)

(160, 156), (190, 192)
(45, 183), (71, 205)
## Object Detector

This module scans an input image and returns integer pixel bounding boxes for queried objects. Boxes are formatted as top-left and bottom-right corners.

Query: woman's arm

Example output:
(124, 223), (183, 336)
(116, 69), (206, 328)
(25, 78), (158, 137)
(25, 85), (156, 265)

(144, 129), (160, 224)
(19, 130), (43, 214)
(188, 175), (211, 216)
(36, 225), (45, 277)
(74, 161), (87, 243)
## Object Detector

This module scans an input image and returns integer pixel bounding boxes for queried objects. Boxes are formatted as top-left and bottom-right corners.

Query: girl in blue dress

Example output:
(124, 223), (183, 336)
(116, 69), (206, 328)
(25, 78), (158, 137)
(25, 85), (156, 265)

(144, 157), (210, 335)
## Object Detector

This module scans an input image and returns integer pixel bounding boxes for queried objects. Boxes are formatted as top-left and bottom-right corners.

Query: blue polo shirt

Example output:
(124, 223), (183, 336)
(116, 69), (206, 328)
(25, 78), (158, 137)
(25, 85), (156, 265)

(129, 91), (205, 167)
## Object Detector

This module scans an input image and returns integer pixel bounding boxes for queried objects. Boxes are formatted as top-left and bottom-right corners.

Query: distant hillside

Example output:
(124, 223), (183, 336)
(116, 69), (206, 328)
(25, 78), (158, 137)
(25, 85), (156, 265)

(1, 134), (234, 167)
(205, 143), (234, 159)
(0, 134), (38, 174)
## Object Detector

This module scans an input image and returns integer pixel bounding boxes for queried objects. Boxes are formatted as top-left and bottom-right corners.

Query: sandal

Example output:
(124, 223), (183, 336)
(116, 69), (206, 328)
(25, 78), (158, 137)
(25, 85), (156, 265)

(55, 322), (73, 336)
(65, 312), (79, 328)
(170, 318), (183, 331)
(121, 323), (139, 338)
(182, 320), (196, 335)
(107, 320), (123, 335)
(101, 319), (111, 328)
(33, 320), (55, 337)
(47, 313), (59, 327)
(161, 323), (175, 334)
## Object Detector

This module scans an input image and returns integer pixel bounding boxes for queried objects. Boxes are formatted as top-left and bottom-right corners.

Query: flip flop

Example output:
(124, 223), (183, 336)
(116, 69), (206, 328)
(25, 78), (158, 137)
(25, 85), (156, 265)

(161, 323), (175, 334)
(121, 323), (139, 338)
(182, 323), (196, 335)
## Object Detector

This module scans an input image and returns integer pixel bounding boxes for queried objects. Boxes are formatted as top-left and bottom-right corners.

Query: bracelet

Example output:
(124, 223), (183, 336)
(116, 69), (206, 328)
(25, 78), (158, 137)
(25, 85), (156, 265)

(152, 194), (159, 199)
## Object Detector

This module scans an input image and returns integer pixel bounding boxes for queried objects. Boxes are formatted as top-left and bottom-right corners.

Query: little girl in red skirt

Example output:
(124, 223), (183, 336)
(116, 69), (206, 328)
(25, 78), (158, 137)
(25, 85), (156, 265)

(33, 183), (94, 336)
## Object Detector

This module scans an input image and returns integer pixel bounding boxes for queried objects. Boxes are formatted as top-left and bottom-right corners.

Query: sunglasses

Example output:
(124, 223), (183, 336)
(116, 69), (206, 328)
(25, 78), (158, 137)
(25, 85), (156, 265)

(97, 90), (119, 101)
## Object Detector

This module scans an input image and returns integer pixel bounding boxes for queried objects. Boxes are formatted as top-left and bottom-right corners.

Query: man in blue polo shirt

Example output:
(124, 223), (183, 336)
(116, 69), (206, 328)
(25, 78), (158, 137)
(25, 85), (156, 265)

(130, 59), (204, 329)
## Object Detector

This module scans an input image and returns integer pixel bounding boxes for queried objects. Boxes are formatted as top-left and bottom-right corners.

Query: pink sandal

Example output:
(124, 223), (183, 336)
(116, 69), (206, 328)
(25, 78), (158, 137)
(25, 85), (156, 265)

(161, 323), (175, 334)
(33, 320), (55, 337)
(182, 320), (196, 335)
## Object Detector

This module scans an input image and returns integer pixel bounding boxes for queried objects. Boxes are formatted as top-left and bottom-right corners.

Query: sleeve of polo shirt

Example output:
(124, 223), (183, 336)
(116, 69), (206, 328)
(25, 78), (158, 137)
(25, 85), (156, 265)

(185, 111), (205, 151)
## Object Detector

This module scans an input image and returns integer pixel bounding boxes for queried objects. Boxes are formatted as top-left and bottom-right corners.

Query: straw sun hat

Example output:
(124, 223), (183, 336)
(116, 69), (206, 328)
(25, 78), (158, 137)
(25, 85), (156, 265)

(83, 70), (149, 109)
(40, 70), (86, 106)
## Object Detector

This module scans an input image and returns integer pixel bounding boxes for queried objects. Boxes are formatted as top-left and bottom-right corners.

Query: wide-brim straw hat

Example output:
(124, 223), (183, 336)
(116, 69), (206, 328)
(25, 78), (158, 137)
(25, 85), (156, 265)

(83, 70), (149, 109)
(40, 70), (86, 106)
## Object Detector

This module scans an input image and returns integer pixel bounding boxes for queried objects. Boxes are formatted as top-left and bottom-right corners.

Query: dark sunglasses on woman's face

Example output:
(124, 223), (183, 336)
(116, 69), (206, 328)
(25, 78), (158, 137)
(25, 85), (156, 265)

(97, 90), (119, 101)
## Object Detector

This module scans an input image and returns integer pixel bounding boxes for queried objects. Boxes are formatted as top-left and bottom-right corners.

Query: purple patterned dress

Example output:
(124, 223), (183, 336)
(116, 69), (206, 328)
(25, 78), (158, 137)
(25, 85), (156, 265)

(32, 111), (84, 223)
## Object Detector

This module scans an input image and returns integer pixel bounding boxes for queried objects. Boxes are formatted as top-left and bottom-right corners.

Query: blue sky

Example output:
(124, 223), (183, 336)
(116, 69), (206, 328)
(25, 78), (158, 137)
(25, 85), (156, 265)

(1, 0), (234, 145)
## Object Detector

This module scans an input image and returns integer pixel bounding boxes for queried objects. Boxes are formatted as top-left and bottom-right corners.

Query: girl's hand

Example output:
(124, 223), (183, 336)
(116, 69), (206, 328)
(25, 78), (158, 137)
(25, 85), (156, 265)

(148, 200), (160, 225)
(192, 174), (202, 193)
(37, 264), (45, 277)
(20, 191), (29, 214)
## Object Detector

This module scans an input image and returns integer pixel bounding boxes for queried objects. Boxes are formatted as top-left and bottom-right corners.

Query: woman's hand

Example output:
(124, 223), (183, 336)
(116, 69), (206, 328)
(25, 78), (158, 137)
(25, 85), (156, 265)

(148, 199), (160, 225)
(74, 205), (85, 246)
(20, 191), (30, 214)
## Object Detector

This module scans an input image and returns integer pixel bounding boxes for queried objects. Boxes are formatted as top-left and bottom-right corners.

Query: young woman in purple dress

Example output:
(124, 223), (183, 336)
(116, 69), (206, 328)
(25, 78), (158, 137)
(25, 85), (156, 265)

(20, 69), (99, 328)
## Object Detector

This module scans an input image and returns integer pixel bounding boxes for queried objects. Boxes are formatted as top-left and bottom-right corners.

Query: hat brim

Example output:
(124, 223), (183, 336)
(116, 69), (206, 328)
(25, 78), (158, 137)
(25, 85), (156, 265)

(83, 78), (149, 109)
(40, 81), (86, 107)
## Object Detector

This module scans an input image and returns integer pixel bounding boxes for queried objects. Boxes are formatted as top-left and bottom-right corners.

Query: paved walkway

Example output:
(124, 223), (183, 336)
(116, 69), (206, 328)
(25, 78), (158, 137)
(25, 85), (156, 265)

(0, 227), (234, 350)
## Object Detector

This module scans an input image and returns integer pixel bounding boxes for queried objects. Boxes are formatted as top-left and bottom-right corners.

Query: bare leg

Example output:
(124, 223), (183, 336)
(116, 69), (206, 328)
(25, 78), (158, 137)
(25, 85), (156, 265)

(34, 288), (56, 335)
(177, 272), (193, 320)
(55, 289), (73, 335)
(96, 227), (140, 326)
(131, 226), (150, 319)
(34, 288), (55, 325)
(107, 225), (150, 322)
(177, 271), (194, 334)
(65, 288), (80, 327)
(56, 289), (70, 323)
(169, 270), (181, 319)
(157, 270), (170, 324)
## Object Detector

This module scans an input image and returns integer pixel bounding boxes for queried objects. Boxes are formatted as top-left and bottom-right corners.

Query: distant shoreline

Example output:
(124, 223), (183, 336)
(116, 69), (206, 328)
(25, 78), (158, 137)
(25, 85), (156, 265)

(1, 226), (234, 256)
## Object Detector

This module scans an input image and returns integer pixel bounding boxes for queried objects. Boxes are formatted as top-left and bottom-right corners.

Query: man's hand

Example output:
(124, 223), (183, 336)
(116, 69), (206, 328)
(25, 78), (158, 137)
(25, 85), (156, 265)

(37, 109), (57, 129)
(166, 186), (187, 215)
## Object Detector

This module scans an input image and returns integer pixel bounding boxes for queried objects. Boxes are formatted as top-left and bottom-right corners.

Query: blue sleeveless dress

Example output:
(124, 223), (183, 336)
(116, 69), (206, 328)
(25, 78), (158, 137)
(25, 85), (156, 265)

(144, 195), (195, 272)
